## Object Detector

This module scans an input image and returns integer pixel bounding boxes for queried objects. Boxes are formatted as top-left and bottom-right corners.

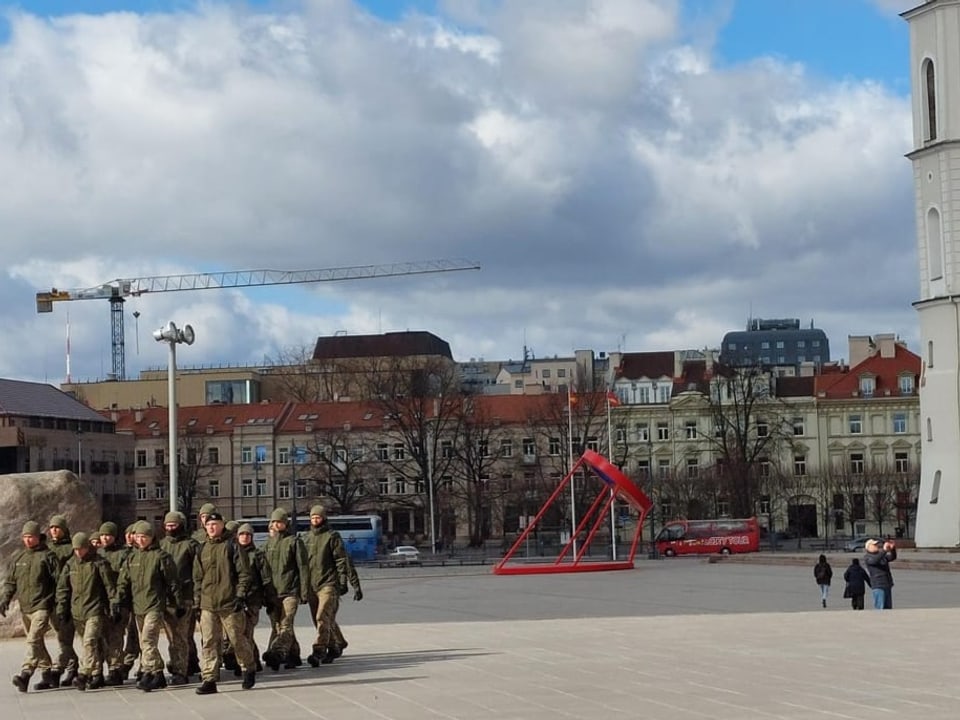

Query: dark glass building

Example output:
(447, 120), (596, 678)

(720, 318), (830, 369)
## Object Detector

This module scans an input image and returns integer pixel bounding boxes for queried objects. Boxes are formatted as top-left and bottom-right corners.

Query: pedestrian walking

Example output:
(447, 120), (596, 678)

(97, 521), (129, 686)
(262, 508), (309, 671)
(1, 521), (59, 693)
(235, 523), (271, 675)
(842, 557), (870, 610)
(54, 532), (116, 690)
(45, 514), (79, 687)
(864, 539), (897, 610)
(814, 554), (833, 608)
(158, 511), (201, 684)
(303, 505), (349, 666)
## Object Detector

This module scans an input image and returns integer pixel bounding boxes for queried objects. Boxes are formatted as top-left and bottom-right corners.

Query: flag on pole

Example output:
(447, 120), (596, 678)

(568, 388), (578, 406)
(606, 391), (621, 407)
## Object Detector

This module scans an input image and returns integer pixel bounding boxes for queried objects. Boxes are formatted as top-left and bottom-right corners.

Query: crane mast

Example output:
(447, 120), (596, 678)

(37, 259), (480, 381)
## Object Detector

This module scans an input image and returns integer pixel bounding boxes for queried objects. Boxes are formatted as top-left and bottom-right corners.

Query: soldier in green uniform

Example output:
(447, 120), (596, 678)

(116, 521), (182, 692)
(46, 514), (79, 687)
(159, 511), (200, 684)
(330, 551), (364, 658)
(1, 521), (59, 692)
(262, 508), (309, 671)
(235, 523), (271, 674)
(193, 512), (256, 694)
(55, 532), (116, 691)
(303, 505), (349, 666)
(97, 521), (129, 686)
(120, 523), (141, 678)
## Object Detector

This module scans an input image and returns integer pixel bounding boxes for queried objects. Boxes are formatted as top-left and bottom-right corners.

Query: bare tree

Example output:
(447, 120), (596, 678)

(159, 432), (220, 521)
(891, 468), (920, 538)
(300, 427), (374, 514)
(263, 344), (326, 402)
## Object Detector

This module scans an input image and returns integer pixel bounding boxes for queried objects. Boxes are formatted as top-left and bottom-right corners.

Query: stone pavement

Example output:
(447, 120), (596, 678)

(5, 560), (960, 720)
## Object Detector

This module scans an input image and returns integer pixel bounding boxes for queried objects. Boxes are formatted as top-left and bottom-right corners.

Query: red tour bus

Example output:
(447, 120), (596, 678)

(655, 517), (760, 557)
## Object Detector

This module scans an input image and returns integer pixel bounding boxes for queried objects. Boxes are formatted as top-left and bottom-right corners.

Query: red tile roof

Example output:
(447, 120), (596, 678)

(814, 343), (920, 400)
(111, 402), (293, 437)
(617, 352), (675, 380)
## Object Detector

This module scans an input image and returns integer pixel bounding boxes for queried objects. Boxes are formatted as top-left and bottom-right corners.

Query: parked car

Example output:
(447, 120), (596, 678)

(843, 536), (873, 553)
(389, 545), (421, 564)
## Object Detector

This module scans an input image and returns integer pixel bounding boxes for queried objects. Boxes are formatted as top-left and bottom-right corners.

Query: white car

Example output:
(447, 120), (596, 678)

(390, 545), (421, 564)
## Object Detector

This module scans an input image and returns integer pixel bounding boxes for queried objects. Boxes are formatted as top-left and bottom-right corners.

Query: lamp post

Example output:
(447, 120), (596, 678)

(153, 321), (195, 514)
(75, 429), (83, 482)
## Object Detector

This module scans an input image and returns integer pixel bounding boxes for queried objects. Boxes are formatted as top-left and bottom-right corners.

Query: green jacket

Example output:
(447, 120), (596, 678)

(160, 530), (200, 600)
(344, 554), (362, 593)
(55, 554), (116, 621)
(0, 546), (59, 613)
(46, 537), (73, 575)
(193, 536), (251, 612)
(237, 543), (274, 611)
(191, 528), (208, 546)
(303, 524), (349, 593)
(98, 542), (131, 607)
(117, 544), (181, 615)
(263, 530), (309, 600)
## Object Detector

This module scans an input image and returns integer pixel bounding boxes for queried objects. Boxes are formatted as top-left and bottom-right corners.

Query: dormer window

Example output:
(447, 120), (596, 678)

(859, 375), (876, 398)
(899, 374), (915, 395)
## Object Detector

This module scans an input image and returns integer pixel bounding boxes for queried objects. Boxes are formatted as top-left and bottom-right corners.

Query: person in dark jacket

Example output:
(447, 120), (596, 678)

(1, 521), (59, 692)
(813, 554), (833, 608)
(159, 511), (201, 684)
(46, 514), (79, 687)
(863, 538), (897, 610)
(236, 523), (271, 675)
(262, 508), (309, 671)
(97, 521), (129, 685)
(843, 558), (871, 610)
(55, 532), (116, 690)
(303, 505), (349, 666)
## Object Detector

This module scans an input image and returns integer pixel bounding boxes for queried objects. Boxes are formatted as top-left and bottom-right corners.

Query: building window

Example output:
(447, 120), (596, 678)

(657, 422), (669, 441)
(850, 453), (864, 475)
(209, 481), (219, 498)
(278, 447), (289, 465)
(377, 443), (389, 461)
(759, 496), (771, 515)
(924, 57), (938, 141)
(756, 419), (769, 438)
(136, 449), (147, 468)
(761, 341), (769, 349)
(522, 438), (536, 456)
(859, 376), (875, 397)
(394, 478), (406, 495)
(241, 446), (252, 464)
(295, 482), (306, 499)
(379, 478), (389, 495)
(548, 437), (561, 455)
(758, 458), (770, 477)
(278, 482), (290, 499)
(893, 413), (907, 434)
(776, 341), (784, 349)
(637, 459), (650, 478)
(154, 484), (166, 500)
(793, 456), (806, 477)
(931, 469), (941, 503)
(514, 379), (522, 389)
(437, 440), (451, 459)
(557, 368), (566, 378)
(242, 479), (253, 497)
(136, 483), (147, 501)
(796, 340), (805, 349)
(657, 385), (670, 403)
(257, 479), (267, 497)
(541, 368), (551, 379)
(478, 440), (489, 457)
(928, 340), (934, 368)
(684, 421), (697, 440)
(207, 447), (219, 465)
(638, 387), (650, 404)
(895, 452), (909, 474)
(186, 448), (198, 466)
(154, 449), (164, 467)
(686, 457), (698, 478)
(792, 418), (804, 436)
(657, 459), (670, 479)
(393, 444), (405, 461)
(717, 498), (730, 516)
(927, 417), (933, 442)
(615, 425), (626, 443)
(900, 375), (915, 395)
(500, 439), (513, 457)
(636, 423), (650, 442)
(586, 436), (600, 452)
(849, 415), (862, 434)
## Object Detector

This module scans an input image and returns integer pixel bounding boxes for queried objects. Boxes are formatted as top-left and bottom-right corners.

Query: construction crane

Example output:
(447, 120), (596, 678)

(36, 258), (481, 381)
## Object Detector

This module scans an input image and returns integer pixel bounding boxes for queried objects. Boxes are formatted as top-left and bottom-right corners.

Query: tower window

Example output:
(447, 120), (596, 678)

(928, 207), (943, 281)
(924, 58), (938, 141)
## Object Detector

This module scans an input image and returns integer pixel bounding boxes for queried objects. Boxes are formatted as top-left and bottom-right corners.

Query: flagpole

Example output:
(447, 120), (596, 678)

(567, 386), (577, 557)
(607, 393), (617, 561)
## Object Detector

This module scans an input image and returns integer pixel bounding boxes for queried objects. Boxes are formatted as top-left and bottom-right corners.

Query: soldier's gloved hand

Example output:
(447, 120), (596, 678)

(232, 597), (247, 613)
(0, 600), (8, 617)
(353, 588), (363, 602)
(109, 602), (121, 622)
(175, 607), (187, 619)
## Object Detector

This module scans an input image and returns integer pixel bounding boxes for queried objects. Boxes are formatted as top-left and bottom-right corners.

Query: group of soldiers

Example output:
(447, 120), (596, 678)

(0, 502), (362, 695)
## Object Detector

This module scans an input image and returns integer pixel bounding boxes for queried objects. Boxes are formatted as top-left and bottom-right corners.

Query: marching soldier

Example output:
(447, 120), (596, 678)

(120, 523), (141, 678)
(116, 521), (182, 692)
(262, 508), (309, 671)
(45, 514), (79, 687)
(303, 505), (349, 666)
(191, 503), (217, 544)
(193, 512), (257, 694)
(54, 532), (116, 691)
(159, 511), (201, 684)
(330, 551), (364, 658)
(97, 521), (130, 686)
(1, 521), (59, 692)
(235, 523), (272, 674)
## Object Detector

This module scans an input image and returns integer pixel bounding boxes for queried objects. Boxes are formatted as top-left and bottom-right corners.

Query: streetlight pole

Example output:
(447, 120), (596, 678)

(153, 321), (195, 514)
(76, 429), (83, 482)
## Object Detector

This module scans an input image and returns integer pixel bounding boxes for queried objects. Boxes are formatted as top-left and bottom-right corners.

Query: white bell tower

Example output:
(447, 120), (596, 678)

(906, 0), (960, 547)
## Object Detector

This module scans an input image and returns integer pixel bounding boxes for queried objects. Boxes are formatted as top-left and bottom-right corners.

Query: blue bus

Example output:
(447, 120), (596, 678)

(244, 514), (382, 561)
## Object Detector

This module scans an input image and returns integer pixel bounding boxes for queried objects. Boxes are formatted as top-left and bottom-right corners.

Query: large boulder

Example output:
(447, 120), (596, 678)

(0, 471), (100, 639)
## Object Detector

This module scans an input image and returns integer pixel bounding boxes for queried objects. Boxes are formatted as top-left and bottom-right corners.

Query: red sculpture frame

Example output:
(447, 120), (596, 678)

(493, 450), (653, 575)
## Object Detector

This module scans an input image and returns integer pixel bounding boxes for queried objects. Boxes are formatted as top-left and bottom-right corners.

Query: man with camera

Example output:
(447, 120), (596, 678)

(863, 538), (897, 610)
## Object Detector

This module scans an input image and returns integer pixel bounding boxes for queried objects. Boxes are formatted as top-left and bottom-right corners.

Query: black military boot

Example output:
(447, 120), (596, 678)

(222, 652), (238, 671)
(104, 669), (124, 686)
(285, 651), (303, 669)
(11, 671), (30, 693)
(195, 680), (217, 695)
(262, 650), (281, 671)
(241, 670), (256, 690)
(153, 673), (167, 690)
(60, 667), (77, 687)
(136, 672), (151, 691)
(169, 674), (188, 686)
(74, 674), (88, 691)
(320, 647), (337, 664)
(34, 669), (59, 690)
(307, 645), (324, 667)
(88, 674), (105, 690)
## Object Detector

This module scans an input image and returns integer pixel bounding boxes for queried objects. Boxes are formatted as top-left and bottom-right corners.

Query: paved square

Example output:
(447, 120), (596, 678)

(5, 560), (960, 719)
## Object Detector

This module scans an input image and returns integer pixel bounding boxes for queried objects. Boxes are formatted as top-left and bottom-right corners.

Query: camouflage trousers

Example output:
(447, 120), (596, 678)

(198, 609), (254, 682)
(242, 605), (260, 662)
(161, 603), (193, 676)
(309, 586), (339, 652)
(332, 619), (348, 650)
(75, 615), (104, 678)
(266, 595), (301, 659)
(48, 612), (78, 673)
(123, 609), (140, 669)
(100, 608), (128, 672)
(134, 610), (164, 674)
(20, 608), (52, 674)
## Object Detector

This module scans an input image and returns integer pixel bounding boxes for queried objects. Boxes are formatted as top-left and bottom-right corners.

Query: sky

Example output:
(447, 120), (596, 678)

(0, 0), (926, 385)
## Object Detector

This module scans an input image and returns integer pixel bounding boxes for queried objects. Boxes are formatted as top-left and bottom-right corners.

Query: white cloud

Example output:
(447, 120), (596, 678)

(0, 0), (921, 385)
